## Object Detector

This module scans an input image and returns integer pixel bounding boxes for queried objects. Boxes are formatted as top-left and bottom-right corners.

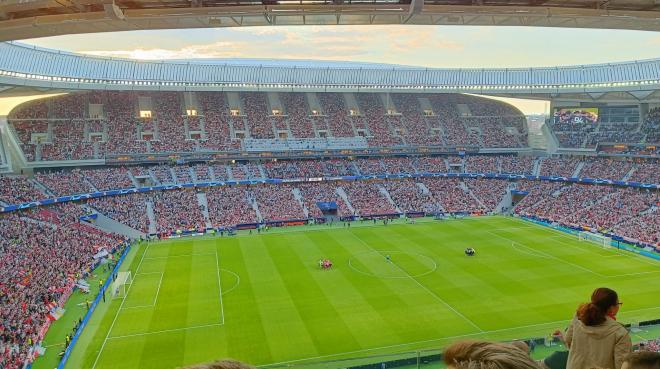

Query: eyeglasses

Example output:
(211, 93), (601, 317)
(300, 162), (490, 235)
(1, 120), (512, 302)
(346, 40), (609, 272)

(616, 302), (623, 306)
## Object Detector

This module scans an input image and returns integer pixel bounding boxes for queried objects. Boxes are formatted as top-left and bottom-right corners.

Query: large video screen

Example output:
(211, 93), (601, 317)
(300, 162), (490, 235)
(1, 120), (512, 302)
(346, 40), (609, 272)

(553, 108), (599, 124)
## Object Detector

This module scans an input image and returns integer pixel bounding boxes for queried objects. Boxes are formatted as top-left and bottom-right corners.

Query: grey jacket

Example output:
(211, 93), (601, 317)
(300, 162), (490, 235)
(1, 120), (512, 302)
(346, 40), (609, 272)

(565, 315), (631, 369)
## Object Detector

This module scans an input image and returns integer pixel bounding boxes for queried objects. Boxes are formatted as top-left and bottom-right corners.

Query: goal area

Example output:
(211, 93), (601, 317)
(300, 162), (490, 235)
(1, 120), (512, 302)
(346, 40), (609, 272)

(111, 271), (132, 299)
(577, 231), (612, 249)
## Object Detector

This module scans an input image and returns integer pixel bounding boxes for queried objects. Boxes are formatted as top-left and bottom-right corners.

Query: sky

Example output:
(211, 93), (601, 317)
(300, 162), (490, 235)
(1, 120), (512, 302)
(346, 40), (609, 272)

(2, 25), (659, 115)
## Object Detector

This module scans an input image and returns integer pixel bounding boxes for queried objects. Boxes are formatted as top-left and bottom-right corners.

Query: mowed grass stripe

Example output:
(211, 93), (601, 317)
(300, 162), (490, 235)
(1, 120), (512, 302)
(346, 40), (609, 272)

(303, 231), (408, 348)
(136, 242), (193, 369)
(217, 237), (274, 365)
(328, 230), (481, 338)
(238, 236), (320, 361)
(263, 233), (362, 354)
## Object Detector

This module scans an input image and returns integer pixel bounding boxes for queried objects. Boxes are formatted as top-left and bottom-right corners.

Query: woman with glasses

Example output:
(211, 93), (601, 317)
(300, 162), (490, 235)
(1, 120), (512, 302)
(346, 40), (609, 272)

(565, 287), (632, 369)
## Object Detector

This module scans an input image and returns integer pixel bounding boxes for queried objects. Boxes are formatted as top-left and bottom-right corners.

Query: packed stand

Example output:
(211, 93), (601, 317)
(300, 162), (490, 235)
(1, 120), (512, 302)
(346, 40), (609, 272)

(151, 190), (205, 233)
(252, 184), (306, 222)
(82, 167), (134, 191)
(35, 169), (94, 196)
(0, 211), (121, 369)
(383, 180), (441, 214)
(539, 158), (581, 177)
(356, 93), (402, 147)
(381, 157), (416, 175)
(280, 93), (315, 138)
(465, 156), (500, 174)
(414, 156), (448, 173)
(198, 92), (240, 151)
(354, 158), (385, 175)
(464, 178), (509, 211)
(297, 182), (352, 218)
(88, 193), (149, 233)
(150, 165), (175, 184)
(614, 210), (660, 246)
(206, 186), (258, 228)
(422, 178), (482, 213)
(580, 159), (634, 180)
(317, 93), (354, 137)
(192, 164), (212, 182)
(242, 93), (274, 139)
(627, 163), (660, 184)
(0, 176), (46, 204)
(340, 181), (397, 216)
(500, 156), (535, 175)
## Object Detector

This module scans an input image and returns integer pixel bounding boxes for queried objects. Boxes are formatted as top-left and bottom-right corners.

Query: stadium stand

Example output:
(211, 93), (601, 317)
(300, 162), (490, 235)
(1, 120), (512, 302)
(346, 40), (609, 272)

(206, 186), (259, 228)
(0, 209), (123, 369)
(7, 92), (532, 161)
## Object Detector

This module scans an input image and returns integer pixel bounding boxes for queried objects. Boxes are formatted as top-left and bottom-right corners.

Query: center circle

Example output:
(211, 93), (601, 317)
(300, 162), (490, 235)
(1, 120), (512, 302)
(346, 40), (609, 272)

(348, 250), (437, 279)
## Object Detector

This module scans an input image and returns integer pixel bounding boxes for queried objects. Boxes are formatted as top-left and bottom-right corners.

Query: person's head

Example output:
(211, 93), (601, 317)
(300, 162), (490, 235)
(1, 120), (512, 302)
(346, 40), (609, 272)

(181, 360), (255, 369)
(443, 340), (539, 369)
(510, 340), (529, 355)
(577, 287), (621, 326)
(621, 351), (660, 369)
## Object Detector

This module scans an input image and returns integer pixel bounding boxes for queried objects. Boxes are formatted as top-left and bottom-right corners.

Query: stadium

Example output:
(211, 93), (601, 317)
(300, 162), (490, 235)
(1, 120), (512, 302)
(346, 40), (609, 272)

(0, 3), (659, 369)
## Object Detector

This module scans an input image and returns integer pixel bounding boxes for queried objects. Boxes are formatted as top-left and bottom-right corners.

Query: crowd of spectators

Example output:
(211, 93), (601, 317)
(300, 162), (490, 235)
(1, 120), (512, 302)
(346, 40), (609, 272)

(251, 184), (305, 222)
(580, 159), (634, 180)
(0, 210), (121, 369)
(514, 182), (659, 246)
(340, 181), (397, 216)
(317, 93), (354, 137)
(500, 156), (535, 175)
(81, 167), (134, 191)
(464, 178), (509, 211)
(383, 180), (441, 214)
(206, 186), (258, 228)
(465, 156), (499, 174)
(0, 176), (46, 204)
(414, 157), (448, 173)
(35, 169), (94, 196)
(422, 178), (482, 213)
(150, 165), (175, 184)
(627, 162), (660, 184)
(7, 91), (537, 160)
(151, 190), (205, 233)
(297, 182), (352, 218)
(88, 194), (150, 233)
(539, 158), (581, 177)
(281, 93), (315, 138)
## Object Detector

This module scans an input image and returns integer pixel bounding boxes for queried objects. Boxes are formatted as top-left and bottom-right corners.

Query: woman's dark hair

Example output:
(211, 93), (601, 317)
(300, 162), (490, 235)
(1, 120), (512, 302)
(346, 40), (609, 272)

(577, 287), (619, 326)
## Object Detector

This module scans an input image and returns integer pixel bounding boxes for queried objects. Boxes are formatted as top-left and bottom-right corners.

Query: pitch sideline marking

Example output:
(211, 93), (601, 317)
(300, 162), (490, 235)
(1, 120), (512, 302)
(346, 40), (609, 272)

(91, 243), (150, 369)
(348, 231), (484, 333)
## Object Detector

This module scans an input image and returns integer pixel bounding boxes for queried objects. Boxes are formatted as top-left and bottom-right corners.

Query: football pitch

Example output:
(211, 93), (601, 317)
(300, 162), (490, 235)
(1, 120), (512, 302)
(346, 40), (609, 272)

(59, 216), (660, 369)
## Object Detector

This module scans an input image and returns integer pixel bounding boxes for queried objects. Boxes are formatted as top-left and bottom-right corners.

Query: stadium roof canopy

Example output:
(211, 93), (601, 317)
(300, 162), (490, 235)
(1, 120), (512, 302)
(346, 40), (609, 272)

(0, 0), (659, 41)
(1, 42), (660, 103)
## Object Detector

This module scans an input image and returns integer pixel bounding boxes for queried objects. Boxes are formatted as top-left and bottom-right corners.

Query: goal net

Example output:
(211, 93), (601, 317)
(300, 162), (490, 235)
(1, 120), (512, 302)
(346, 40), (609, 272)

(111, 271), (132, 299)
(577, 231), (612, 249)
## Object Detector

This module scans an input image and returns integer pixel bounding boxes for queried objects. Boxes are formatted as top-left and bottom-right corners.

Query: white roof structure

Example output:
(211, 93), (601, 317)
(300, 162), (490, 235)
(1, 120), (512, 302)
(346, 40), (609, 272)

(1, 42), (660, 102)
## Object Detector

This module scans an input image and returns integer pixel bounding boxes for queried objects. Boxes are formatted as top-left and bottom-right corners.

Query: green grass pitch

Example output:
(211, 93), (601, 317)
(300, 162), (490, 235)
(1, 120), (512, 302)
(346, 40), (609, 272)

(46, 216), (660, 369)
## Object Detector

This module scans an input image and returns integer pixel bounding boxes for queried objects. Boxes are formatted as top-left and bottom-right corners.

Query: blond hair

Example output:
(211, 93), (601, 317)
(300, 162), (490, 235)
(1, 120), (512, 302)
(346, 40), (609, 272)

(443, 340), (540, 369)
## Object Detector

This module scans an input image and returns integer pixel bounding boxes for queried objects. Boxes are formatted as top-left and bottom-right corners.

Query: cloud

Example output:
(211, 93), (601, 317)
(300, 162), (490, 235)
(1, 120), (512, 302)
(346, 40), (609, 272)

(80, 25), (465, 63)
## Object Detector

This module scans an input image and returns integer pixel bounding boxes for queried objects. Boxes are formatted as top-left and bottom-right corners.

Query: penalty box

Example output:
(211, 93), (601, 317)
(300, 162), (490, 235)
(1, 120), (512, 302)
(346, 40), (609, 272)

(109, 252), (225, 339)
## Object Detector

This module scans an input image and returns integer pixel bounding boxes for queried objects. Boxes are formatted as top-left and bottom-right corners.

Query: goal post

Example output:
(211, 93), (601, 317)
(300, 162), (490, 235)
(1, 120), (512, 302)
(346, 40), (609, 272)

(111, 271), (132, 299)
(577, 231), (612, 249)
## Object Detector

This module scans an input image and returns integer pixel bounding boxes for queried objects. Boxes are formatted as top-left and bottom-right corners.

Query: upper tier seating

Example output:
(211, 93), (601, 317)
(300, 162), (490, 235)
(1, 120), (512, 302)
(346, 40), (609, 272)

(8, 92), (529, 161)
